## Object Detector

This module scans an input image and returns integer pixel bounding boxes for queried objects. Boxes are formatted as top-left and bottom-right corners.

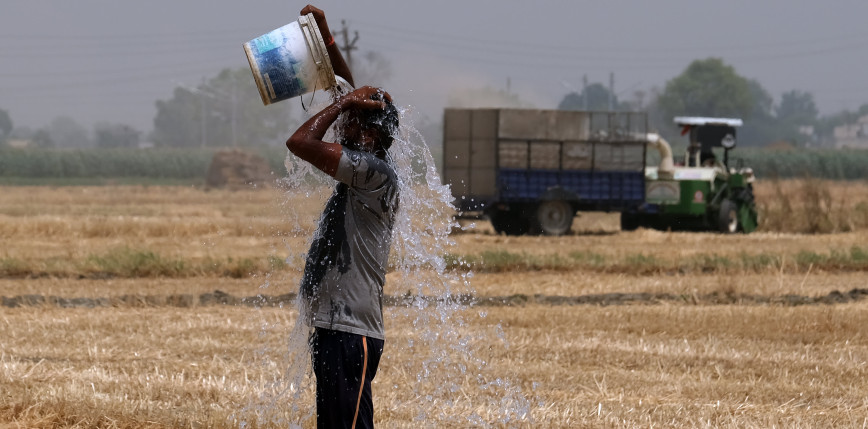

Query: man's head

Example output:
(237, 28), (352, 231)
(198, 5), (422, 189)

(340, 92), (399, 157)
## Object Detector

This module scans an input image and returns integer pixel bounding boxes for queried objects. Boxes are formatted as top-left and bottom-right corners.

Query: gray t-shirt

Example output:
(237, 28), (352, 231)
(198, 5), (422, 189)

(300, 148), (399, 340)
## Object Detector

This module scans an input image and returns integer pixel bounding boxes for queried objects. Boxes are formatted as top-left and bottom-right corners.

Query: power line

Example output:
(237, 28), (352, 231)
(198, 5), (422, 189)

(0, 44), (247, 59)
(2, 16), (865, 55)
(362, 28), (868, 66)
(0, 66), (240, 93)
(2, 15), (863, 66)
(353, 19), (868, 54)
(0, 19), (861, 86)
(0, 59), (233, 79)
(359, 40), (680, 71)
(0, 25), (266, 42)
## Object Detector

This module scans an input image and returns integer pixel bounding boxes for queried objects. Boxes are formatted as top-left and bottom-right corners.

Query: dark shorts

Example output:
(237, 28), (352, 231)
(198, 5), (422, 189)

(310, 328), (384, 429)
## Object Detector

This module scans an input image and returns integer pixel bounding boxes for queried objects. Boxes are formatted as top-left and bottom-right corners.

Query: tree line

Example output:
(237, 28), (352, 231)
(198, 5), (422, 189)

(557, 58), (861, 148)
(3, 146), (867, 181)
(0, 112), (144, 150)
(1, 57), (866, 151)
(0, 49), (396, 151)
(0, 68), (295, 150)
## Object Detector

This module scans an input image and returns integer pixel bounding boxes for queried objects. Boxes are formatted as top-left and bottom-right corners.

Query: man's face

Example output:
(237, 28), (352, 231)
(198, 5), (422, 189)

(340, 110), (378, 153)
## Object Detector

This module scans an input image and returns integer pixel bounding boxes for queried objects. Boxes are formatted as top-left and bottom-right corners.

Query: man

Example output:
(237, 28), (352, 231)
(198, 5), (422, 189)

(286, 5), (400, 428)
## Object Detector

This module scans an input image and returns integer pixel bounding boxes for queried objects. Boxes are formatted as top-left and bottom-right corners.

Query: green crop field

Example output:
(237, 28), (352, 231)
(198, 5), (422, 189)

(2, 147), (868, 183)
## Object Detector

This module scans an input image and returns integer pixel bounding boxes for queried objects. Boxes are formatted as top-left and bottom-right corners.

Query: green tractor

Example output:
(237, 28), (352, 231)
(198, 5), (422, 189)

(623, 116), (758, 233)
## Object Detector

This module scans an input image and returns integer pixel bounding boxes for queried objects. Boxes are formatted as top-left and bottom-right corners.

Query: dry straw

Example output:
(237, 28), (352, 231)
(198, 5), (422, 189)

(1, 183), (868, 427)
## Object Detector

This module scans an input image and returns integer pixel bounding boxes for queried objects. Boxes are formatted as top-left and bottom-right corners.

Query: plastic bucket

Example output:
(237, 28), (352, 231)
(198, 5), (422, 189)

(243, 13), (336, 106)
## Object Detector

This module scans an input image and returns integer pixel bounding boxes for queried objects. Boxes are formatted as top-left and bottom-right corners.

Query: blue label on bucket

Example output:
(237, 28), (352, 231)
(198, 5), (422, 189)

(245, 21), (321, 104)
(248, 35), (306, 102)
(252, 31), (284, 54)
(259, 52), (305, 101)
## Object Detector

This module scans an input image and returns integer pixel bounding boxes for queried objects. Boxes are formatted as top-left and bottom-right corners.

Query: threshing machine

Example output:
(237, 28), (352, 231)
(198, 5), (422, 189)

(441, 109), (758, 235)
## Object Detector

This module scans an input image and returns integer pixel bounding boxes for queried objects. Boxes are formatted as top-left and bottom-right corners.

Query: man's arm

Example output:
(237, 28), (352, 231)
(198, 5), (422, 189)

(300, 5), (354, 88)
(286, 86), (387, 177)
(286, 101), (344, 177)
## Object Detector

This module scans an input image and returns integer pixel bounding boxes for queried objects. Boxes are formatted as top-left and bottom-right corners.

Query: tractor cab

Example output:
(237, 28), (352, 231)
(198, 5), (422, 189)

(628, 116), (757, 234)
(674, 116), (742, 172)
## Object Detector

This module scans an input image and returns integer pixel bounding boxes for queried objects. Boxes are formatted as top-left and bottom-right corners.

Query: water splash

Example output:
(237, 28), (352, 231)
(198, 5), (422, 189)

(238, 87), (534, 427)
(384, 113), (534, 425)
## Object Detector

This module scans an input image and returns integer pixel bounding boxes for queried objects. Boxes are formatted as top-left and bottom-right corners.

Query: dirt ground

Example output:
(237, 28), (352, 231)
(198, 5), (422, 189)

(1, 184), (867, 427)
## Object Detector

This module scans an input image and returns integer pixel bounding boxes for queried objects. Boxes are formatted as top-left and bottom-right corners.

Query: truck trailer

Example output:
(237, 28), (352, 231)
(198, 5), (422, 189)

(442, 108), (758, 235)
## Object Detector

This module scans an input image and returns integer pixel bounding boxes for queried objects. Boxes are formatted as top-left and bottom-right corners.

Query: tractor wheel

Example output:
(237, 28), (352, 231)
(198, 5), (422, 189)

(489, 208), (530, 236)
(534, 200), (574, 236)
(718, 199), (739, 234)
(739, 185), (759, 233)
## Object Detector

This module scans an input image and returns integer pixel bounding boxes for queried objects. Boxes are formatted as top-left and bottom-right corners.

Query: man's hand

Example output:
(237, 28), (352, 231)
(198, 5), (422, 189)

(300, 4), (355, 87)
(300, 5), (332, 44)
(339, 86), (392, 111)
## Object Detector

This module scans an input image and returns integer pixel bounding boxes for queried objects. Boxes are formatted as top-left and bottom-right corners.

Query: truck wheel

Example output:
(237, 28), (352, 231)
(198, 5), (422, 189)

(533, 201), (574, 236)
(719, 199), (739, 234)
(620, 212), (640, 231)
(489, 209), (530, 236)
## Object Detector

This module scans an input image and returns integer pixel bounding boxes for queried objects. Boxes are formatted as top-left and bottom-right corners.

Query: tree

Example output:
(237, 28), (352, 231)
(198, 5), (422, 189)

(645, 86), (673, 137)
(748, 79), (774, 121)
(0, 108), (12, 145)
(152, 68), (296, 148)
(48, 116), (91, 148)
(777, 90), (818, 125)
(658, 58), (754, 120)
(739, 79), (778, 146)
(767, 90), (818, 146)
(31, 129), (54, 148)
(95, 123), (140, 148)
(558, 83), (621, 111)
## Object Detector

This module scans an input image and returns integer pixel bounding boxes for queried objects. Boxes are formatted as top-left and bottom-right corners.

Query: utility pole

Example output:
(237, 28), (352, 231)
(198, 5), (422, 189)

(338, 20), (359, 72)
(608, 72), (615, 111)
(582, 74), (588, 110)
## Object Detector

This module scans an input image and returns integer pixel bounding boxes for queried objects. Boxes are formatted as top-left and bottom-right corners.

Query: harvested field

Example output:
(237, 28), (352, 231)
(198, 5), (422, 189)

(1, 182), (868, 427)
(2, 305), (867, 427)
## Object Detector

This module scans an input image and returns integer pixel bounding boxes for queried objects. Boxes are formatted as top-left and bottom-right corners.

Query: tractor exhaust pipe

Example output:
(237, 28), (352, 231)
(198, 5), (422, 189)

(646, 133), (675, 180)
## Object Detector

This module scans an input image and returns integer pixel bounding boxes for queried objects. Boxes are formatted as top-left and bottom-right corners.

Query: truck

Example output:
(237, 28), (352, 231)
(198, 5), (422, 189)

(442, 108), (758, 235)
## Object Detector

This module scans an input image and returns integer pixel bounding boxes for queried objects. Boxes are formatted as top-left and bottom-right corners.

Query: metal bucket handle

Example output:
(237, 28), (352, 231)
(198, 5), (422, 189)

(298, 13), (337, 91)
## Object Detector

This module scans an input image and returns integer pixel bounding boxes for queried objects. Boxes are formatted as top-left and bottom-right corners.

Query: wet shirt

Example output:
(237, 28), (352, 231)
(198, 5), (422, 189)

(300, 148), (399, 340)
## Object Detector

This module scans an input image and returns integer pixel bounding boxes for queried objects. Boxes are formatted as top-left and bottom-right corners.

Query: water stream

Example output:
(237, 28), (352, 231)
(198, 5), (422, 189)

(237, 86), (535, 427)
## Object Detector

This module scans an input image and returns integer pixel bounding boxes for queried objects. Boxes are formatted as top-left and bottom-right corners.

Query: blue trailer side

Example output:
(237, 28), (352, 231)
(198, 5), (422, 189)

(443, 108), (648, 235)
(498, 169), (645, 209)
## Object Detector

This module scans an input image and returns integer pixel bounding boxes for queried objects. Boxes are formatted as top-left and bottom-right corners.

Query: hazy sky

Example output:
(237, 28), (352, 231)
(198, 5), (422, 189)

(2, 1), (868, 133)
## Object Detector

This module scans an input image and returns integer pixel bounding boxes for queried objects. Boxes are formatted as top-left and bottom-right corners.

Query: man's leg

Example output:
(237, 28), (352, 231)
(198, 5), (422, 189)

(310, 328), (384, 429)
(354, 335), (383, 429)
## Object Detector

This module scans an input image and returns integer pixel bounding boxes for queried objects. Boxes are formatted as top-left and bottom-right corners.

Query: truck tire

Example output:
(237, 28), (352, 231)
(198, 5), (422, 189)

(489, 208), (530, 236)
(718, 199), (739, 234)
(534, 200), (574, 236)
(620, 212), (640, 231)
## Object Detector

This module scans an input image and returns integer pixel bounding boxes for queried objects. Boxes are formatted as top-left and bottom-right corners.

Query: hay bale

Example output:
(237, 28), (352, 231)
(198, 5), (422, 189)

(206, 149), (272, 189)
